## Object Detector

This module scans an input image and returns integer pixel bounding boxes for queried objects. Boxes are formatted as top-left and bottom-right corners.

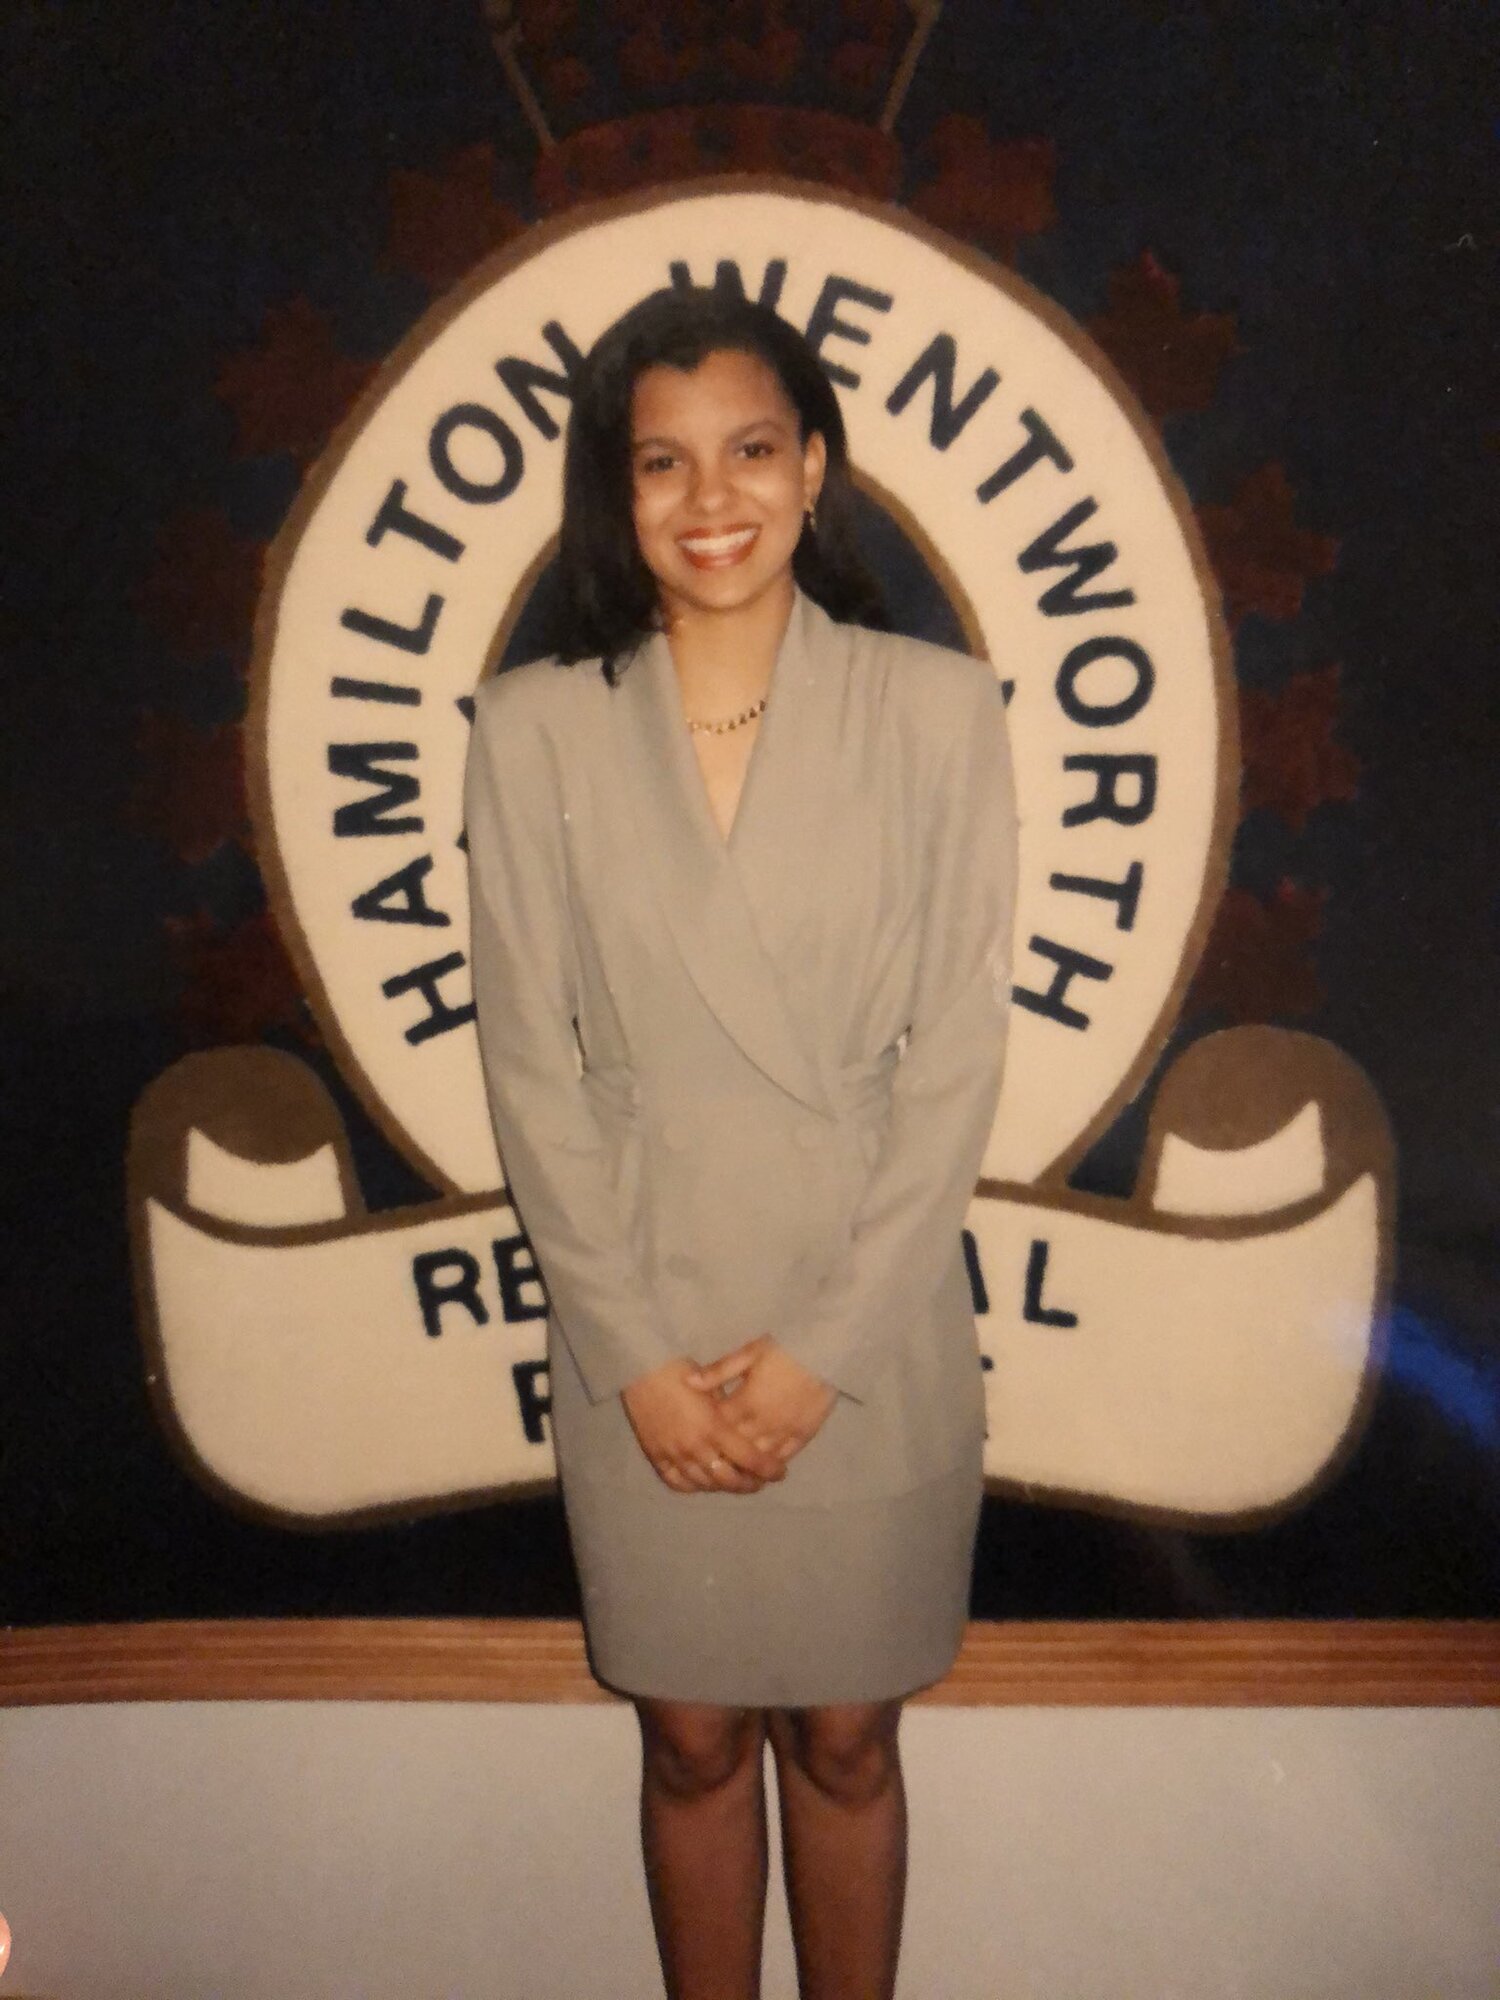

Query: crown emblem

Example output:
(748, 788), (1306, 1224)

(481, 0), (942, 205)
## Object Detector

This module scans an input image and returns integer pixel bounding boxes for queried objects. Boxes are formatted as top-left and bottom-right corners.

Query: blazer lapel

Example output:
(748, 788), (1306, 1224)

(727, 591), (850, 982)
(612, 599), (833, 1118)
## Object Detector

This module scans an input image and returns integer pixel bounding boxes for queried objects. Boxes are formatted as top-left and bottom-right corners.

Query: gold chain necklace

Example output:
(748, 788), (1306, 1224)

(686, 694), (768, 735)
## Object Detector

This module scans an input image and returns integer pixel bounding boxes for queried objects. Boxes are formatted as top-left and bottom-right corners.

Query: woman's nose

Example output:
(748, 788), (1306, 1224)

(686, 456), (733, 511)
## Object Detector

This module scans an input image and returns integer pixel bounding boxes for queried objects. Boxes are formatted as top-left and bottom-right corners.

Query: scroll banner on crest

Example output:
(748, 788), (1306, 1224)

(130, 1026), (1391, 1526)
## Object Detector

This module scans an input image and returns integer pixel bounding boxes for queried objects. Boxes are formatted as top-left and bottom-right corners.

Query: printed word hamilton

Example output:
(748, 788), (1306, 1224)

(329, 255), (1161, 1060)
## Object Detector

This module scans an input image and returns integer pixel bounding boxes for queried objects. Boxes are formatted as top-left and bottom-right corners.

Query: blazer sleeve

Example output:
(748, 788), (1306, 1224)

(777, 666), (1019, 1401)
(464, 682), (677, 1404)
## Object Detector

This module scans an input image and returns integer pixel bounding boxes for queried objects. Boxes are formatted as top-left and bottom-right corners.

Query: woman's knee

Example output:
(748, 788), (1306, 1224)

(638, 1701), (765, 1803)
(772, 1702), (903, 1808)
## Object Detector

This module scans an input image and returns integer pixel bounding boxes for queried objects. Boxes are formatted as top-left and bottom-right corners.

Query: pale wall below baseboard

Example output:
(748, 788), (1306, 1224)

(0, 1701), (1497, 1999)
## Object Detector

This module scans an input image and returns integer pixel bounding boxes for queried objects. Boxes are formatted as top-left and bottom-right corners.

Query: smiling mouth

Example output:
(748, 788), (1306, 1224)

(677, 525), (760, 568)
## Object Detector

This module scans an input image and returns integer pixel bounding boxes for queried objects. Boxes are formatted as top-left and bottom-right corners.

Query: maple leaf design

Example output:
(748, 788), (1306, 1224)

(166, 909), (315, 1049)
(132, 509), (264, 662)
(385, 144), (527, 294)
(1240, 664), (1360, 833)
(127, 715), (249, 865)
(1197, 464), (1338, 627)
(1188, 882), (1326, 1023)
(907, 115), (1056, 263)
(1085, 251), (1238, 422)
(216, 298), (377, 467)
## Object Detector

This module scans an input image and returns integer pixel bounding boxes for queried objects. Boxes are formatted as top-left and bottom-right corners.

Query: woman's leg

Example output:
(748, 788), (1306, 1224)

(637, 1698), (769, 2000)
(767, 1701), (907, 2000)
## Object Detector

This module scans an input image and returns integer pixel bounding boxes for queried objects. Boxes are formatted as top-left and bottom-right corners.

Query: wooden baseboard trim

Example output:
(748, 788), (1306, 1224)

(1, 1619), (1496, 1708)
(924, 1620), (1500, 1706)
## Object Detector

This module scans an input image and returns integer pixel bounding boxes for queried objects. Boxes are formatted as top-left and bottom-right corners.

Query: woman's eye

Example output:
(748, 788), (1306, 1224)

(637, 453), (676, 475)
(740, 439), (774, 459)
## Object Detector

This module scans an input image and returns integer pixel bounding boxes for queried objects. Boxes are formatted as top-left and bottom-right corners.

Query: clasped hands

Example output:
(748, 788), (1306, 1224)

(622, 1335), (837, 1495)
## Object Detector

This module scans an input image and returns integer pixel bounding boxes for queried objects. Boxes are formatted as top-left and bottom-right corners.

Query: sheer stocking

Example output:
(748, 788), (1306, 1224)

(768, 1701), (907, 2000)
(638, 1700), (769, 2000)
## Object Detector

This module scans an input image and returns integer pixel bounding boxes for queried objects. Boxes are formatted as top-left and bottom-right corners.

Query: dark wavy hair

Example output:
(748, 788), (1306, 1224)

(544, 287), (888, 678)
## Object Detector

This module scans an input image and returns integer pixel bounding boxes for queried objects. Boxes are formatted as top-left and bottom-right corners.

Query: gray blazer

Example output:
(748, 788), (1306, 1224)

(464, 588), (1018, 1506)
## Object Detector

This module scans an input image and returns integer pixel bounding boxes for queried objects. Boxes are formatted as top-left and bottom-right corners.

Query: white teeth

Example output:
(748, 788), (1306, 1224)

(679, 527), (758, 556)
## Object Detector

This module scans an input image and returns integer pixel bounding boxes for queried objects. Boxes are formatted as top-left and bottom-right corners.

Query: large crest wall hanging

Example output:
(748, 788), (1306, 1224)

(129, 181), (1393, 1525)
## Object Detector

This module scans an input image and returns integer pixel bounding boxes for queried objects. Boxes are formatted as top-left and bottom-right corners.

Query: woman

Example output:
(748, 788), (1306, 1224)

(465, 287), (1018, 2000)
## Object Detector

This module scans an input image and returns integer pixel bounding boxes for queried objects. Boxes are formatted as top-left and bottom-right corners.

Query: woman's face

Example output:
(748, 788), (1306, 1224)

(629, 346), (827, 629)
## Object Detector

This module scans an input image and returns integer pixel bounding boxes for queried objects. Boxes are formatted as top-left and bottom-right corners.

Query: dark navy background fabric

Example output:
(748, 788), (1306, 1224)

(4, 0), (1495, 1620)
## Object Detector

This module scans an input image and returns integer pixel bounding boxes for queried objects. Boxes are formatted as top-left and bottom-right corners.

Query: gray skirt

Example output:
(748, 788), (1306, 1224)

(562, 1457), (983, 1709)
